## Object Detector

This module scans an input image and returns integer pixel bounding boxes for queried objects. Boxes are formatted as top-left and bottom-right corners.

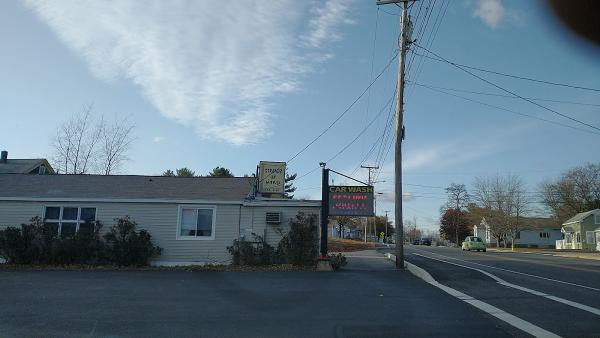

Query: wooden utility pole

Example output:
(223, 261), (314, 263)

(376, 0), (411, 269)
(361, 165), (379, 242)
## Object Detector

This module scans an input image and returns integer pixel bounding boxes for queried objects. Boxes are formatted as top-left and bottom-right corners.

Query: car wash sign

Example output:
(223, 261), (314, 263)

(328, 185), (374, 216)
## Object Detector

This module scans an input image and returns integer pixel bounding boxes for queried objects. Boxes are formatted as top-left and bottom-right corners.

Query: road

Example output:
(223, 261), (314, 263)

(382, 245), (600, 338)
(0, 251), (522, 338)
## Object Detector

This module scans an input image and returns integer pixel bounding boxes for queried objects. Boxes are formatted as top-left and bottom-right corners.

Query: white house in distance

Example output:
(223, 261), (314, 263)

(473, 217), (562, 248)
(0, 166), (320, 265)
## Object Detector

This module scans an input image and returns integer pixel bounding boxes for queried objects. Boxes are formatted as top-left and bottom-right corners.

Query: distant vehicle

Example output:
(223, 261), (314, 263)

(412, 239), (421, 245)
(462, 236), (486, 252)
(421, 238), (432, 246)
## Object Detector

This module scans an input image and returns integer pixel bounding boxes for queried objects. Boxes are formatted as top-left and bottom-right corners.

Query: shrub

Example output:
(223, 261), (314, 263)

(276, 212), (319, 266)
(103, 216), (162, 266)
(0, 217), (55, 264)
(328, 253), (347, 270)
(227, 234), (276, 266)
(49, 221), (107, 265)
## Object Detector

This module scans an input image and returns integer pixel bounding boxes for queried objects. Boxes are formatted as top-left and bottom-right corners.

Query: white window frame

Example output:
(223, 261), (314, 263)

(176, 205), (217, 241)
(595, 214), (600, 224)
(43, 205), (97, 237)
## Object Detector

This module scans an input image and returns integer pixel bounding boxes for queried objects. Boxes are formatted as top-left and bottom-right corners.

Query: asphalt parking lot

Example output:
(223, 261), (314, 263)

(0, 251), (519, 338)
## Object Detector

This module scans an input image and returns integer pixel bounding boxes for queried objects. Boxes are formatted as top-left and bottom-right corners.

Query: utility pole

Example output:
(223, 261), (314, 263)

(385, 210), (391, 242)
(361, 165), (379, 243)
(376, 0), (411, 269)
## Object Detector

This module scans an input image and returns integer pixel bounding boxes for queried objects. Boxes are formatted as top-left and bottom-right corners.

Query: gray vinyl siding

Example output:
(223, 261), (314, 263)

(0, 200), (242, 264)
(0, 200), (321, 264)
(0, 201), (45, 226)
(240, 206), (321, 246)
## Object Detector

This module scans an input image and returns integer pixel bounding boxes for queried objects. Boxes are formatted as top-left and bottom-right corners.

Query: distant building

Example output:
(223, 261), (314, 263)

(474, 217), (562, 248)
(0, 150), (54, 174)
(557, 209), (600, 251)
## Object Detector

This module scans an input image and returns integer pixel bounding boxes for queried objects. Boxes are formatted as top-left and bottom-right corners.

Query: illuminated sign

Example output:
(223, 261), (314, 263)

(328, 185), (374, 216)
(258, 161), (286, 194)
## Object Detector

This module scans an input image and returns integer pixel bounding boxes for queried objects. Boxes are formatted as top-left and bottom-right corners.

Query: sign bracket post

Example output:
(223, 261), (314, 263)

(320, 163), (329, 258)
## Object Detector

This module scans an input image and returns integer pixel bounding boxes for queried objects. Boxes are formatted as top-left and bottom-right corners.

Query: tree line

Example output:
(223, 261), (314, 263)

(439, 163), (600, 249)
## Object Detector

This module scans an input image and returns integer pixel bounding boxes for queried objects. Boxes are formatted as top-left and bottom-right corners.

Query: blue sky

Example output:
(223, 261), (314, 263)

(1, 0), (599, 232)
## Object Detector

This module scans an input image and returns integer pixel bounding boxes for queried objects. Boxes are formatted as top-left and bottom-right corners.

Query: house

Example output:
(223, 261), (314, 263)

(557, 209), (600, 251)
(0, 173), (320, 265)
(0, 150), (54, 174)
(474, 217), (562, 248)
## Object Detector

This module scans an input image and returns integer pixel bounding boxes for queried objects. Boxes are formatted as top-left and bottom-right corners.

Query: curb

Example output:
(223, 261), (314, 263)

(385, 253), (436, 283)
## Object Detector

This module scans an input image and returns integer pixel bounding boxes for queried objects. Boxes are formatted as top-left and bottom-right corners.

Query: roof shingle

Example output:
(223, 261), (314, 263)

(0, 174), (255, 201)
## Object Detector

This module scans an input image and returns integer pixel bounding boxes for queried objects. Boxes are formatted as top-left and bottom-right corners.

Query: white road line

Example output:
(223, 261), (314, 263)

(413, 253), (600, 317)
(412, 248), (600, 292)
(386, 253), (561, 338)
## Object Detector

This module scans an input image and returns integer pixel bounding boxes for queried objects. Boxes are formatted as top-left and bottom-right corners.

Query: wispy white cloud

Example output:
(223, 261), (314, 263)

(302, 0), (354, 48)
(473, 0), (505, 28)
(152, 136), (165, 144)
(23, 0), (353, 145)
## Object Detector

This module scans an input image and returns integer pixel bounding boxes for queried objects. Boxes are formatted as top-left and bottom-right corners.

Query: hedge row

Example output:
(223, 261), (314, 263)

(0, 216), (161, 266)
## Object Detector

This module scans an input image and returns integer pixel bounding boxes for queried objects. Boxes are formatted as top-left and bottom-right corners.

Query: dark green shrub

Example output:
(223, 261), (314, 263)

(227, 234), (276, 266)
(103, 216), (162, 266)
(0, 217), (54, 264)
(276, 212), (319, 265)
(49, 221), (107, 265)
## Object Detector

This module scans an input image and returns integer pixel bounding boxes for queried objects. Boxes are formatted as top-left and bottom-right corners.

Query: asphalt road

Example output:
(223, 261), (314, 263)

(383, 245), (600, 338)
(0, 251), (522, 338)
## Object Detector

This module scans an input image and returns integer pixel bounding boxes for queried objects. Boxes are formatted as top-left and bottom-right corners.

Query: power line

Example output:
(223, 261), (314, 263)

(415, 44), (600, 133)
(409, 82), (600, 107)
(362, 7), (381, 162)
(286, 50), (398, 164)
(413, 51), (600, 93)
(296, 89), (397, 182)
(415, 82), (600, 136)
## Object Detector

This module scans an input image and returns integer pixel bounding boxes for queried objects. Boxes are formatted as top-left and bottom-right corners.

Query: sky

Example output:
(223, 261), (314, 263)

(1, 0), (599, 232)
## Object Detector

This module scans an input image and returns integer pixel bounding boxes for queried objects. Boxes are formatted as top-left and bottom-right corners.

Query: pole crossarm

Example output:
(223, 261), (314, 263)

(329, 169), (371, 186)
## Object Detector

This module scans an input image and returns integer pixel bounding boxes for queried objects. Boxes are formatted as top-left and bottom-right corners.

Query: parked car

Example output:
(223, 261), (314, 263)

(462, 236), (486, 252)
(421, 238), (432, 246)
(412, 239), (421, 245)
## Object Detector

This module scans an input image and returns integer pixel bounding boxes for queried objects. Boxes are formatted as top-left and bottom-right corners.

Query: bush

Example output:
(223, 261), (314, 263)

(0, 217), (55, 264)
(227, 234), (276, 266)
(103, 216), (162, 266)
(0, 216), (161, 266)
(328, 253), (347, 270)
(276, 212), (318, 265)
(49, 221), (107, 265)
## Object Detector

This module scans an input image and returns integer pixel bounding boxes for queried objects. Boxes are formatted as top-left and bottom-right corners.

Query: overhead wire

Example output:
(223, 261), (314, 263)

(414, 44), (600, 133)
(413, 52), (600, 93)
(410, 82), (600, 107)
(413, 82), (600, 136)
(286, 50), (398, 164)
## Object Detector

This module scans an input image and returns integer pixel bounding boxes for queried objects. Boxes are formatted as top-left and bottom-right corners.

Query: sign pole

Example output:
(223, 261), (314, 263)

(320, 163), (329, 258)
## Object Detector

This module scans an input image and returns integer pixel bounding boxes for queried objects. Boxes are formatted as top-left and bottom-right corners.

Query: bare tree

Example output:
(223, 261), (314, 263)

(98, 116), (135, 175)
(52, 106), (134, 174)
(473, 175), (530, 250)
(52, 105), (101, 174)
(444, 183), (470, 246)
(541, 163), (600, 222)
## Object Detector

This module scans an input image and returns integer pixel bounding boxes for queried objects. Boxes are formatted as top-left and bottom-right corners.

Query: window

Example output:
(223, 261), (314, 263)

(43, 206), (97, 238)
(177, 206), (216, 240)
(586, 231), (595, 244)
(576, 232), (581, 243)
(595, 214), (600, 224)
